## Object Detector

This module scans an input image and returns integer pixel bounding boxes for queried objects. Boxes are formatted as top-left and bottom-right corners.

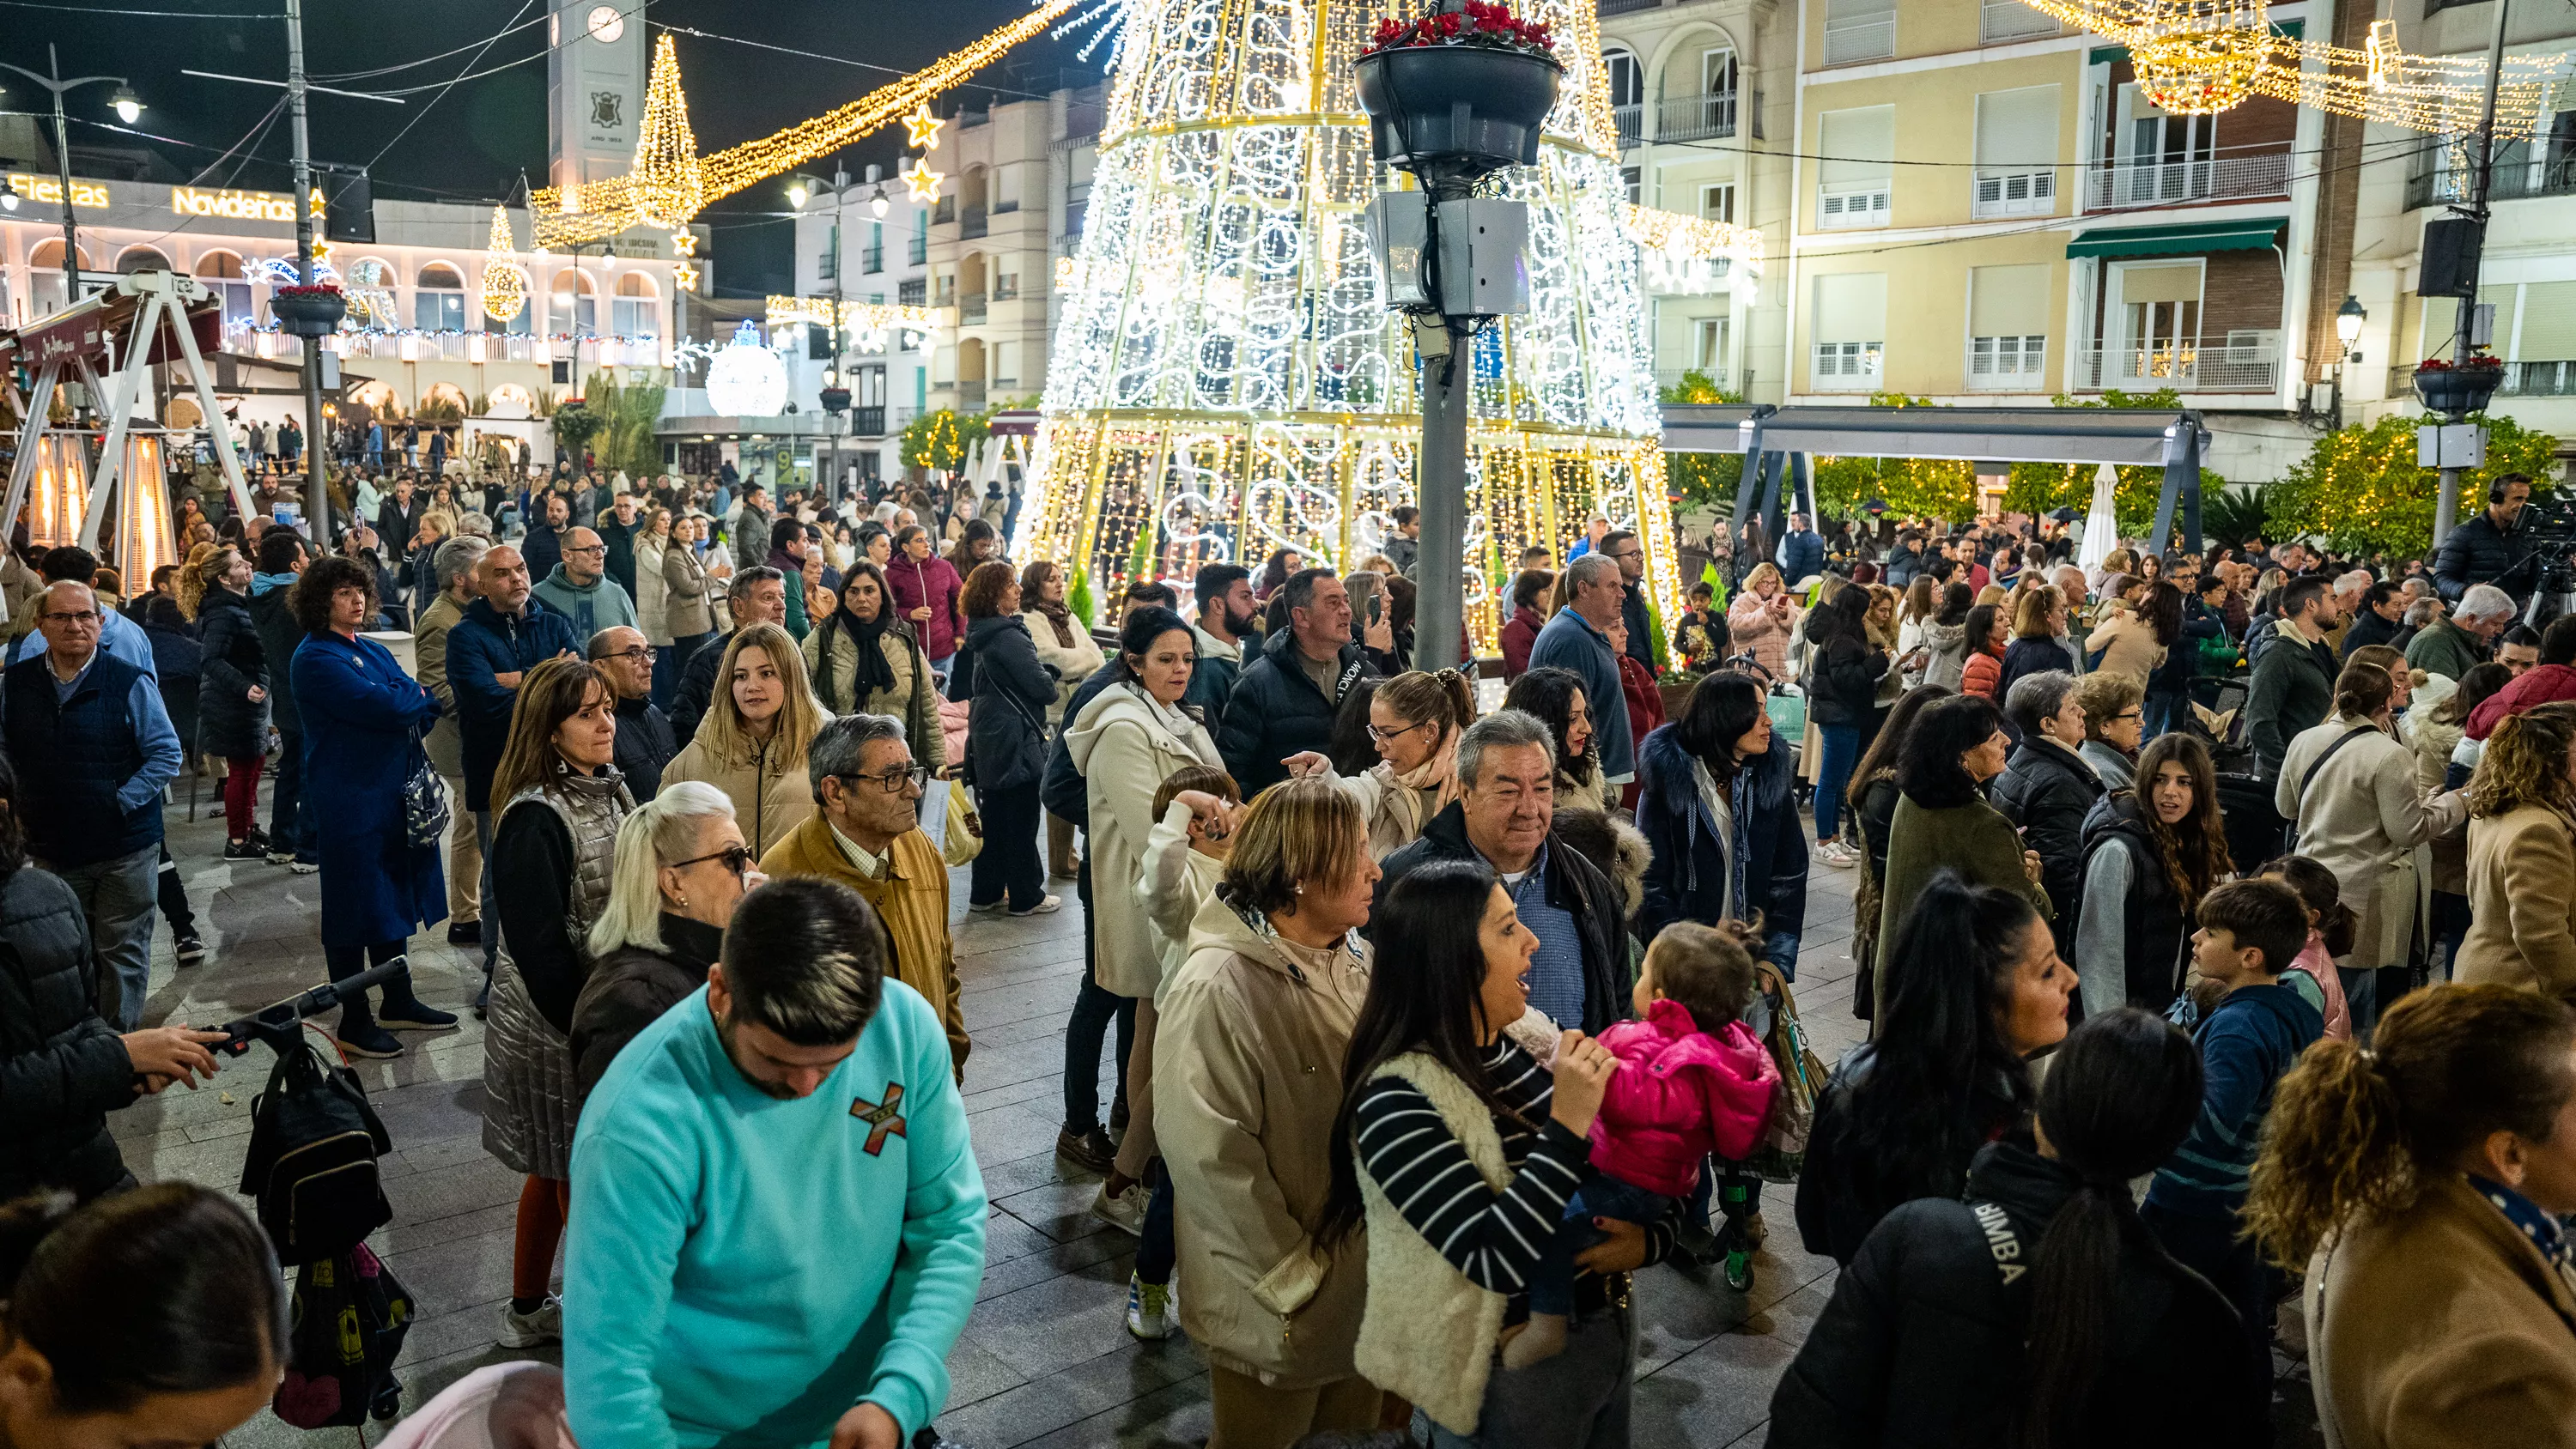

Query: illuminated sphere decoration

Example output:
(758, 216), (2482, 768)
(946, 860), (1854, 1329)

(705, 323), (789, 416)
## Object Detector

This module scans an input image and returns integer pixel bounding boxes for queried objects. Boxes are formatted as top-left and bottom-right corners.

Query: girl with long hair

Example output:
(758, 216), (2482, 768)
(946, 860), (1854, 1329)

(1804, 588), (1889, 868)
(1959, 602), (2008, 700)
(1636, 670), (1810, 967)
(662, 621), (823, 857)
(800, 560), (944, 770)
(1311, 667), (1477, 858)
(1795, 871), (2075, 1265)
(1770, 1008), (2264, 1449)
(1874, 694), (2050, 1022)
(2074, 731), (2233, 1018)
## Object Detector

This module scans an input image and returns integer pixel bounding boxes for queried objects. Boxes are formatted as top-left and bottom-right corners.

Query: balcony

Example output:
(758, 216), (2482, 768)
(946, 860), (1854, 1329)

(1599, 0), (1658, 13)
(1613, 103), (1642, 150)
(962, 292), (988, 323)
(2408, 155), (2576, 211)
(933, 197), (955, 225)
(1656, 91), (1737, 143)
(1979, 1), (2058, 43)
(957, 380), (987, 406)
(1821, 12), (1895, 65)
(852, 405), (887, 435)
(1818, 184), (1891, 229)
(908, 237), (928, 265)
(963, 206), (987, 239)
(1811, 341), (1883, 389)
(1655, 367), (1728, 393)
(2076, 339), (2280, 394)
(1972, 169), (2057, 219)
(2087, 149), (2291, 209)
(2499, 360), (2576, 397)
(1966, 336), (2048, 389)
(993, 276), (1019, 300)
(861, 246), (884, 275)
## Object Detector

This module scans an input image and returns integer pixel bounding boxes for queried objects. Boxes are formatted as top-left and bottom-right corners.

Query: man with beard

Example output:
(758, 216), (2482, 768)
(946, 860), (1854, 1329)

(1183, 561), (1256, 713)
(566, 876), (985, 1449)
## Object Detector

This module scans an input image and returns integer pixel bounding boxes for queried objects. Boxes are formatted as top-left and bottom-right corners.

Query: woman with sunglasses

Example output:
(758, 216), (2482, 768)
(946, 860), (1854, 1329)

(482, 656), (633, 1355)
(568, 779), (756, 1102)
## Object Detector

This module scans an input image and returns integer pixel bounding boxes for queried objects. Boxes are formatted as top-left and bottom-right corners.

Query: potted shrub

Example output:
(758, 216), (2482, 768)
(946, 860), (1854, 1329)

(1353, 1), (1562, 183)
(1657, 667), (1704, 720)
(269, 283), (346, 338)
(2414, 351), (2504, 416)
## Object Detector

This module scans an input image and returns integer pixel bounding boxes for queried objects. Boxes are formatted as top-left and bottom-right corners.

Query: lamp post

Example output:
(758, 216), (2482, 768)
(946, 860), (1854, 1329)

(789, 165), (872, 503)
(0, 46), (142, 312)
(2331, 294), (2366, 430)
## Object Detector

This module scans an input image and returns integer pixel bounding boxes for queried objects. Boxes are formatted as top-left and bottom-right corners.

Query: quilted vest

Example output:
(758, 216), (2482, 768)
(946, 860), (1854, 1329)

(1352, 1051), (1511, 1437)
(502, 768), (628, 939)
(2, 652), (157, 867)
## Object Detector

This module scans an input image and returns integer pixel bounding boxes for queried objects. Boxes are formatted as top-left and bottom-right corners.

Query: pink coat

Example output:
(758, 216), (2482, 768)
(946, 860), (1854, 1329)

(1587, 999), (1779, 1198)
(2288, 931), (2353, 1042)
(887, 554), (966, 660)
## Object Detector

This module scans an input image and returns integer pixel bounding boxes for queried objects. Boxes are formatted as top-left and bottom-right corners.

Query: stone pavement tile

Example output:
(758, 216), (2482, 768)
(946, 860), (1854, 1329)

(943, 1337), (1207, 1448)
(1631, 1282), (1834, 1449)
(957, 1263), (1172, 1385)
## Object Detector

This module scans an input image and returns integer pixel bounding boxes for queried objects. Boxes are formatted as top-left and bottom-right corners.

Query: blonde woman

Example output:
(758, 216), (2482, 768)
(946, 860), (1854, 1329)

(1727, 561), (1797, 681)
(634, 504), (673, 679)
(175, 541), (222, 621)
(1302, 668), (1478, 858)
(661, 621), (823, 857)
(568, 780), (751, 1100)
(2456, 705), (2576, 998)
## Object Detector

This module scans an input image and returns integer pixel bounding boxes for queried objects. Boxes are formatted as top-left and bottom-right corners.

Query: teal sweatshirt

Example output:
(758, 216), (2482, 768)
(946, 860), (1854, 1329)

(564, 981), (987, 1448)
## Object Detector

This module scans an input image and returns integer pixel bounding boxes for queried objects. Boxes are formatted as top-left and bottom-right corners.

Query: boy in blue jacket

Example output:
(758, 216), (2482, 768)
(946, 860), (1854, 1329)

(2142, 877), (2323, 1377)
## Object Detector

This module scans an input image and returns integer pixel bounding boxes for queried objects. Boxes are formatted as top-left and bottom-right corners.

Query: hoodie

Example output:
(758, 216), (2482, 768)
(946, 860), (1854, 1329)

(1589, 999), (1778, 1197)
(531, 563), (640, 643)
(1917, 618), (1970, 691)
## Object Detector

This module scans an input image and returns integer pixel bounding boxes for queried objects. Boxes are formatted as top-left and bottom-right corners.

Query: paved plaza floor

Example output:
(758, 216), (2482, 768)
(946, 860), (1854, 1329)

(119, 802), (2319, 1447)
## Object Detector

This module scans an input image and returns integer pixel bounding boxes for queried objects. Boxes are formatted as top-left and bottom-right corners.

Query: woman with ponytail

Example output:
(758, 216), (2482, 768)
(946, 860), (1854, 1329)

(2245, 985), (2576, 1448)
(1795, 870), (2076, 1265)
(1771, 1008), (2264, 1449)
(0, 1183), (286, 1446)
(1299, 668), (1476, 858)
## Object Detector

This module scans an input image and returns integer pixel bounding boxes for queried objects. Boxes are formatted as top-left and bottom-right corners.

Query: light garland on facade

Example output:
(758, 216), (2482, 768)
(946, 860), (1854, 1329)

(2019, 0), (2565, 130)
(479, 204), (532, 323)
(767, 295), (954, 331)
(1619, 203), (1762, 269)
(529, 0), (1084, 247)
(902, 104), (946, 150)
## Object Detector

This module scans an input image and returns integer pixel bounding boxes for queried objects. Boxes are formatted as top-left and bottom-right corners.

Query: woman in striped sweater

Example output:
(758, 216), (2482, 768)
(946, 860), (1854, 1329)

(1322, 858), (1680, 1446)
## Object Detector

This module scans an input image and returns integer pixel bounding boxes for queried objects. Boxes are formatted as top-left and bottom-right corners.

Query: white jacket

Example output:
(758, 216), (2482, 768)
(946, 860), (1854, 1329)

(1133, 801), (1226, 999)
(2276, 714), (2467, 970)
(1021, 608), (1105, 723)
(1064, 682), (1224, 997)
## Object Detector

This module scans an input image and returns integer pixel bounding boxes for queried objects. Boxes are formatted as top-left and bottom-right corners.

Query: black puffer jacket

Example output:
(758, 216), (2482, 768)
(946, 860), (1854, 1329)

(2075, 792), (2191, 1013)
(2433, 507), (2531, 603)
(1793, 1047), (2026, 1267)
(1374, 802), (1631, 1036)
(1806, 634), (1888, 727)
(1769, 1140), (2266, 1449)
(193, 586), (270, 759)
(246, 583), (307, 735)
(1633, 722), (1810, 971)
(570, 913), (722, 1103)
(1996, 634), (2075, 710)
(955, 614), (1054, 792)
(1216, 627), (1376, 797)
(0, 865), (131, 1200)
(1990, 740), (2103, 956)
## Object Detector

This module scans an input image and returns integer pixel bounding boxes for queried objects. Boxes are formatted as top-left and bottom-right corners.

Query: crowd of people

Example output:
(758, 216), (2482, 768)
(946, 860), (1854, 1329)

(6, 461), (2576, 1449)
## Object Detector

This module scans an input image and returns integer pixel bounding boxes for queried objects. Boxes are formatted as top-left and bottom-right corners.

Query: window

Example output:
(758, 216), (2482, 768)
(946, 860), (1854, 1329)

(1819, 106), (1894, 228)
(2111, 262), (2202, 384)
(194, 252), (254, 330)
(1606, 51), (1643, 108)
(1823, 0), (1896, 65)
(899, 277), (927, 306)
(415, 263), (466, 331)
(994, 339), (1020, 387)
(909, 211), (928, 266)
(1701, 184), (1736, 224)
(819, 224), (838, 282)
(612, 272), (658, 337)
(1969, 264), (2050, 386)
(1972, 87), (2058, 218)
(1694, 317), (1729, 379)
(994, 164), (1022, 214)
(1622, 167), (1642, 205)
(551, 270), (597, 336)
(1703, 49), (1739, 100)
(864, 221), (884, 274)
(1811, 272), (1886, 388)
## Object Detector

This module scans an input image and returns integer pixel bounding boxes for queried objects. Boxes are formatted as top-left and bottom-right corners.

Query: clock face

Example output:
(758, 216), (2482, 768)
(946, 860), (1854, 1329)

(585, 4), (623, 42)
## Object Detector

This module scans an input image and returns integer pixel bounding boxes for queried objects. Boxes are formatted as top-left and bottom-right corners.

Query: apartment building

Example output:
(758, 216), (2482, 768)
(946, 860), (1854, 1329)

(783, 167), (936, 488)
(2348, 0), (2576, 445)
(1596, 0), (1798, 399)
(1777, 0), (2345, 481)
(922, 84), (1104, 417)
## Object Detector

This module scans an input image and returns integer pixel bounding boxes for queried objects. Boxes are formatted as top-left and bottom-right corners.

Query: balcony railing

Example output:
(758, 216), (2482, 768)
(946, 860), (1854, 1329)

(1656, 91), (1737, 143)
(908, 237), (928, 265)
(1821, 13), (1895, 65)
(957, 380), (987, 406)
(1613, 103), (1642, 149)
(1972, 169), (2057, 218)
(1598, 0), (1658, 14)
(2500, 360), (2576, 397)
(2408, 155), (2576, 211)
(1979, 1), (2059, 43)
(851, 405), (887, 435)
(1654, 367), (1728, 393)
(2077, 340), (2279, 394)
(932, 198), (955, 225)
(860, 246), (884, 274)
(963, 206), (987, 238)
(993, 276), (1018, 300)
(2087, 149), (2291, 209)
(962, 292), (988, 323)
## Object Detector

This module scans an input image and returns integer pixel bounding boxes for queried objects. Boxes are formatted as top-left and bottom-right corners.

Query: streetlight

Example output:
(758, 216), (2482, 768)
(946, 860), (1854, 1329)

(869, 184), (889, 220)
(2336, 294), (2366, 358)
(0, 45), (143, 312)
(786, 164), (875, 501)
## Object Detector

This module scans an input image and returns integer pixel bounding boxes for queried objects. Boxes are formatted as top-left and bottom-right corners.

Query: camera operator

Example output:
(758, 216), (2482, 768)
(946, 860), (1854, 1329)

(2433, 473), (2539, 604)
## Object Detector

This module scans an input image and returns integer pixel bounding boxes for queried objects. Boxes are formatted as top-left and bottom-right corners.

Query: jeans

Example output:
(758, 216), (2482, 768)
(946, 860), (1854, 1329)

(650, 643), (676, 708)
(57, 846), (159, 1031)
(2144, 685), (2190, 741)
(270, 731), (315, 862)
(1528, 1176), (1670, 1317)
(475, 808), (499, 977)
(1813, 721), (1861, 843)
(968, 774), (1047, 911)
(1136, 1161), (1177, 1284)
(1424, 1302), (1635, 1449)
(1061, 858), (1135, 1131)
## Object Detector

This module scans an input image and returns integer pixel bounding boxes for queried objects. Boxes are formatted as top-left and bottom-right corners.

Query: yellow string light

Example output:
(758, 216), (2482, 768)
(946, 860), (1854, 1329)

(1619, 203), (1762, 267)
(478, 204), (531, 322)
(530, 0), (1083, 247)
(767, 295), (955, 330)
(629, 34), (707, 228)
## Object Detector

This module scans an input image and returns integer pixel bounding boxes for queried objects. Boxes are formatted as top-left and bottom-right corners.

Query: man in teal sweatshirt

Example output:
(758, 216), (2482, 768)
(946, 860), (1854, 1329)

(566, 877), (987, 1449)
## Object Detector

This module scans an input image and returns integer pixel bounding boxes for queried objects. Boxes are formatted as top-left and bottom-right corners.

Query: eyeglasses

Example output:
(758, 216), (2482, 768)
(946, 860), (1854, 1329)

(1366, 718), (1430, 744)
(602, 646), (658, 664)
(672, 844), (755, 876)
(2112, 707), (2145, 723)
(39, 610), (100, 625)
(564, 544), (607, 555)
(840, 765), (931, 794)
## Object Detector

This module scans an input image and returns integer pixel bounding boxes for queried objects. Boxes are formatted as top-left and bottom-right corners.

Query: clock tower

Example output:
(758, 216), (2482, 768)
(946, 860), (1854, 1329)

(548, 0), (648, 192)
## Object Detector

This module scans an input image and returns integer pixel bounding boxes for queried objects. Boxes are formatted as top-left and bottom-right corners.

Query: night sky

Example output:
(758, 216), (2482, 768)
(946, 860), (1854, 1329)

(6, 0), (1100, 294)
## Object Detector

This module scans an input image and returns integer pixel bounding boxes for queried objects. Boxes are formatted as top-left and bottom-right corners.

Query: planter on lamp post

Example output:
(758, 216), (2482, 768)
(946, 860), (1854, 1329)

(2414, 359), (2502, 417)
(270, 285), (346, 339)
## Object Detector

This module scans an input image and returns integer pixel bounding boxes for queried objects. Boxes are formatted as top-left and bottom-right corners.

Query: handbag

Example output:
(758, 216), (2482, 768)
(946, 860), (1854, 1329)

(943, 784), (985, 867)
(1746, 962), (1829, 1185)
(401, 728), (448, 852)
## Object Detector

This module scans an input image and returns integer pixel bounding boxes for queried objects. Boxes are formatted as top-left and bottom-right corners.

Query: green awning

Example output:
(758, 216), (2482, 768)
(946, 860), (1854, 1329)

(2066, 217), (2286, 259)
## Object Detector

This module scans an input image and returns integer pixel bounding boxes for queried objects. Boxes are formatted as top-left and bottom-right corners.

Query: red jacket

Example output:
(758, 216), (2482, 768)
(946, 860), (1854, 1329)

(1588, 1001), (1779, 1198)
(2467, 662), (2576, 740)
(1619, 652), (1664, 755)
(1961, 644), (2005, 700)
(886, 555), (966, 660)
(1500, 606), (1546, 679)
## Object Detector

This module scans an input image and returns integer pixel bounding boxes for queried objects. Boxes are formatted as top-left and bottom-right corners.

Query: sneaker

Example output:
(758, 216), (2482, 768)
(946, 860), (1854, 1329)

(967, 897), (1010, 913)
(1816, 840), (1856, 869)
(335, 1024), (404, 1060)
(222, 839), (265, 861)
(1126, 1272), (1177, 1341)
(495, 1296), (562, 1349)
(376, 999), (459, 1031)
(1056, 1125), (1115, 1175)
(1010, 894), (1063, 917)
(264, 848), (295, 865)
(288, 858), (320, 875)
(1091, 1180), (1150, 1237)
(173, 932), (205, 967)
(447, 919), (482, 947)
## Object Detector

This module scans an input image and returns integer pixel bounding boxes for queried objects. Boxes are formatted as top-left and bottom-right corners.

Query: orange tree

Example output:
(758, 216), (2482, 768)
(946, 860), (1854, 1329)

(1999, 389), (2227, 547)
(2269, 411), (2558, 557)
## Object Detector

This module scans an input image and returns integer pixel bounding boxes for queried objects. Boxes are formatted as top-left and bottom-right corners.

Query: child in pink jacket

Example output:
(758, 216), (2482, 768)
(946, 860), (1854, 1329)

(1509, 921), (1779, 1367)
(2255, 855), (2354, 1042)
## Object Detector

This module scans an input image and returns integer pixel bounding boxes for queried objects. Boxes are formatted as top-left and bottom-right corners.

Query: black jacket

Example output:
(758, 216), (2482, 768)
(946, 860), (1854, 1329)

(0, 865), (131, 1200)
(1619, 580), (1658, 676)
(2433, 507), (2532, 603)
(1807, 635), (1888, 727)
(1990, 740), (2103, 955)
(1633, 721), (1809, 970)
(570, 913), (721, 1103)
(2076, 791), (2190, 1013)
(194, 587), (269, 760)
(1216, 627), (1376, 797)
(247, 584), (307, 733)
(1769, 1140), (2266, 1449)
(2339, 604), (2404, 661)
(671, 626), (734, 748)
(2246, 630), (2338, 781)
(957, 614), (1054, 792)
(611, 694), (677, 798)
(1995, 635), (2075, 710)
(1041, 662), (1124, 829)
(1881, 543), (1923, 588)
(1375, 802), (1631, 1035)
(1794, 1047), (2026, 1268)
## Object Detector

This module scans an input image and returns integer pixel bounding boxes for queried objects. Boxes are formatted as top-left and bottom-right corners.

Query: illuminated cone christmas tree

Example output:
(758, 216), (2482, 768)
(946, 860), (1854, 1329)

(1026, 0), (1679, 641)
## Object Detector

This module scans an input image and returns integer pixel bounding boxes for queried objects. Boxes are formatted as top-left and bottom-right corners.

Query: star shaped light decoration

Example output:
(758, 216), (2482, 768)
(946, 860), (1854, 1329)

(901, 158), (945, 204)
(902, 103), (945, 151)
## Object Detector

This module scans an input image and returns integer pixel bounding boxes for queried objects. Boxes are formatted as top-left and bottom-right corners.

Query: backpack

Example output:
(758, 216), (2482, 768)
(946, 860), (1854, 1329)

(270, 1245), (414, 1428)
(238, 1028), (394, 1265)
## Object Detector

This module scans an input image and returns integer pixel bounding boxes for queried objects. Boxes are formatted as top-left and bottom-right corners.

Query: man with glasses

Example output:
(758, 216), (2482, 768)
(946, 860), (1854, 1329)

(532, 527), (638, 641)
(589, 626), (677, 797)
(1601, 527), (1658, 676)
(758, 714), (969, 1080)
(2, 582), (183, 1030)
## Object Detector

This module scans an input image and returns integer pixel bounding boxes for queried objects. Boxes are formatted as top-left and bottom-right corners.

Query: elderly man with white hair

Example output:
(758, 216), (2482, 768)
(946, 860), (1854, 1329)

(2051, 566), (2093, 671)
(2407, 580), (2517, 682)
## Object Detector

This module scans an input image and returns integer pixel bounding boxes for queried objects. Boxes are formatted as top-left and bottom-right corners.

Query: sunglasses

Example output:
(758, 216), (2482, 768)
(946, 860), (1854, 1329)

(672, 844), (755, 876)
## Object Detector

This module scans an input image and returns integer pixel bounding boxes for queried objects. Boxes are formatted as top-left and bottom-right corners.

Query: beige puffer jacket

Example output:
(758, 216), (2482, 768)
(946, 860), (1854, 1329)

(1064, 682), (1223, 997)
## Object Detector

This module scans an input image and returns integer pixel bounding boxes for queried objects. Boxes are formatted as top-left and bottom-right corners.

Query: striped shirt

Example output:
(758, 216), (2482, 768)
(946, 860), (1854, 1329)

(1350, 1040), (1589, 1296)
